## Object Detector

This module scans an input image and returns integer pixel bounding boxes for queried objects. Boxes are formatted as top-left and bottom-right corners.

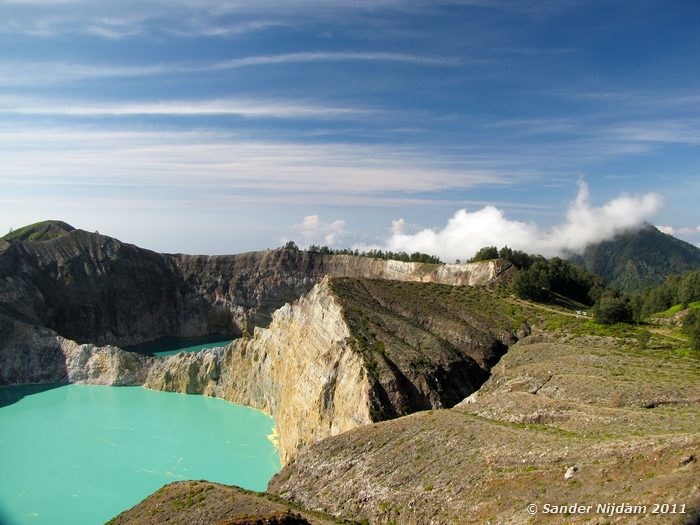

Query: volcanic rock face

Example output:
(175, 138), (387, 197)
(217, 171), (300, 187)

(0, 228), (515, 463)
(0, 314), (70, 385)
(1, 279), (370, 463)
(0, 230), (211, 347)
(212, 279), (372, 464)
(1, 274), (516, 463)
(0, 228), (511, 348)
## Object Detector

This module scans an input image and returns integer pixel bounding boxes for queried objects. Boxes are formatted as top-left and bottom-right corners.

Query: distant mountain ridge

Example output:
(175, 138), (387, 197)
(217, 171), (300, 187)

(569, 224), (700, 293)
(6, 220), (698, 295)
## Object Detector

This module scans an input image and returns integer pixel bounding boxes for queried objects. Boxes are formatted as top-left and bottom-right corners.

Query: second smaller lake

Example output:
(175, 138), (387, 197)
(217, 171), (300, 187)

(125, 336), (234, 357)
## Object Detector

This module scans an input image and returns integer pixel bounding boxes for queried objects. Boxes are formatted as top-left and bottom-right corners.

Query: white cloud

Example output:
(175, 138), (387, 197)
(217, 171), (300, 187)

(0, 51), (457, 86)
(292, 215), (347, 246)
(656, 224), (700, 237)
(382, 182), (663, 261)
(165, 20), (285, 38)
(211, 51), (460, 69)
(0, 0), (417, 38)
(390, 218), (407, 235)
(389, 217), (425, 235)
(0, 96), (372, 119)
(0, 127), (517, 201)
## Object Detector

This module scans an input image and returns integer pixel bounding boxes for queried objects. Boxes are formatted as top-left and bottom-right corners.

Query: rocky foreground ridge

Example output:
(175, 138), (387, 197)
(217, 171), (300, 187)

(270, 332), (700, 523)
(105, 481), (351, 525)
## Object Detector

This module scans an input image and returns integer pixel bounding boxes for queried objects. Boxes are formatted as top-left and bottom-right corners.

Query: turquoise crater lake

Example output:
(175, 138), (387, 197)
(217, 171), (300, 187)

(0, 383), (280, 525)
(124, 335), (234, 357)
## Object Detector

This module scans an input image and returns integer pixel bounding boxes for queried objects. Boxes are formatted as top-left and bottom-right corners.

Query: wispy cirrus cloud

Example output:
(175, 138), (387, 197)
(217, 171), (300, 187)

(0, 96), (376, 119)
(0, 127), (519, 199)
(164, 19), (287, 38)
(0, 0), (465, 39)
(209, 51), (461, 69)
(604, 120), (700, 146)
(0, 51), (459, 86)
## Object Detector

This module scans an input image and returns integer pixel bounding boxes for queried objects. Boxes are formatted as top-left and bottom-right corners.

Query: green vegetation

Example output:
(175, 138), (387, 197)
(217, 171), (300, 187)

(629, 269), (700, 319)
(468, 245), (606, 307)
(470, 244), (696, 336)
(507, 257), (605, 308)
(592, 294), (634, 324)
(469, 246), (499, 262)
(511, 263), (550, 302)
(306, 245), (442, 264)
(2, 220), (74, 243)
(682, 309), (700, 350)
(470, 237), (699, 331)
(468, 245), (536, 269)
(652, 302), (699, 318)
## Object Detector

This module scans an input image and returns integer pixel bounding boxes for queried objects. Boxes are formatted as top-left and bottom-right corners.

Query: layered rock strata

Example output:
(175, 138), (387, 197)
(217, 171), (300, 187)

(0, 228), (512, 347)
(1, 277), (517, 464)
(0, 279), (374, 463)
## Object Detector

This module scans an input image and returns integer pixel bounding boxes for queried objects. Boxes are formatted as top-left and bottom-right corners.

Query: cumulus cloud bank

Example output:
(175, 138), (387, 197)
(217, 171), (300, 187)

(384, 182), (662, 261)
(293, 215), (346, 246)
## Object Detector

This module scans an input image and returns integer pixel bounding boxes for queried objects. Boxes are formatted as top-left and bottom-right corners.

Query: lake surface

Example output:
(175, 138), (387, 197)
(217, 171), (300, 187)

(0, 384), (280, 525)
(124, 336), (234, 357)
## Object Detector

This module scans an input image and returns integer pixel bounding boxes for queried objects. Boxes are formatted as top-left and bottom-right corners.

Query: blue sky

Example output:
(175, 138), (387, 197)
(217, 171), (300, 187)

(1, 0), (699, 257)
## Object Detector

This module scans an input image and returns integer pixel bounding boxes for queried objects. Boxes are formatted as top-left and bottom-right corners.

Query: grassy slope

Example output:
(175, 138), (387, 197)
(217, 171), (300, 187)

(653, 301), (700, 319)
(2, 220), (75, 242)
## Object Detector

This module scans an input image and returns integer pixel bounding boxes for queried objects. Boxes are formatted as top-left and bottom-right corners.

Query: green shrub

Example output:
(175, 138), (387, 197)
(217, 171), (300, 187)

(682, 309), (700, 350)
(593, 296), (634, 324)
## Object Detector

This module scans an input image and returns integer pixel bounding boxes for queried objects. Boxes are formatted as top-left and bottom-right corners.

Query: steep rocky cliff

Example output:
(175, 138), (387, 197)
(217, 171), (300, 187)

(212, 278), (372, 464)
(0, 230), (213, 346)
(161, 250), (512, 338)
(1, 275), (520, 464)
(0, 227), (512, 348)
(0, 225), (515, 464)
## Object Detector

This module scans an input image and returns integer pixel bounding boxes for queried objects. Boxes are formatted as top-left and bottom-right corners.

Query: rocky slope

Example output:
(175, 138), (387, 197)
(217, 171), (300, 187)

(107, 480), (352, 525)
(0, 229), (213, 347)
(269, 331), (700, 524)
(0, 226), (511, 348)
